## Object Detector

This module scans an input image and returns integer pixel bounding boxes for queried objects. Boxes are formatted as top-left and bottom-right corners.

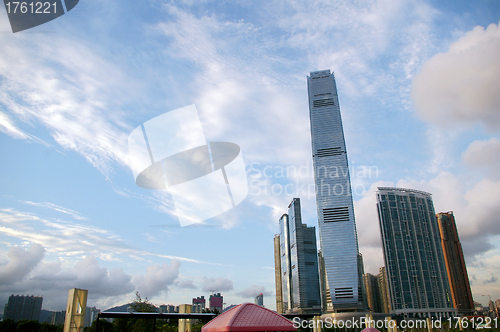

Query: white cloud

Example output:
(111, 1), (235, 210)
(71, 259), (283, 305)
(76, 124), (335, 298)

(201, 277), (233, 292)
(462, 137), (500, 180)
(0, 33), (134, 178)
(0, 246), (135, 310)
(19, 200), (87, 220)
(176, 279), (197, 289)
(134, 260), (181, 298)
(411, 22), (500, 129)
(0, 243), (44, 285)
(235, 284), (272, 298)
(0, 208), (213, 264)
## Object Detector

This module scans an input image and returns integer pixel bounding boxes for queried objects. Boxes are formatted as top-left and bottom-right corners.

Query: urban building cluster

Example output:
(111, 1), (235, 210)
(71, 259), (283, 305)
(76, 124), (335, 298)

(274, 70), (497, 319)
(1, 70), (499, 329)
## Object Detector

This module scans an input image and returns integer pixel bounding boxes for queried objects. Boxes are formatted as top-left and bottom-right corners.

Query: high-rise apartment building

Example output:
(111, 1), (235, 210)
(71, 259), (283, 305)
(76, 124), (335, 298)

(277, 198), (321, 313)
(209, 293), (223, 313)
(192, 296), (206, 313)
(376, 187), (454, 318)
(51, 311), (66, 326)
(436, 212), (474, 315)
(3, 294), (43, 322)
(307, 69), (363, 312)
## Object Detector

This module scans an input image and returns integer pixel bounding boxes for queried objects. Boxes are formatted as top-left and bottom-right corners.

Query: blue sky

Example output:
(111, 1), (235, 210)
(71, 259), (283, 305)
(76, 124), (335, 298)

(1, 0), (499, 312)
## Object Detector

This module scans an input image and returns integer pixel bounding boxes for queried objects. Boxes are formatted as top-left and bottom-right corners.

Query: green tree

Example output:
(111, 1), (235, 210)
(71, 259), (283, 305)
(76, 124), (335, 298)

(39, 322), (58, 332)
(85, 319), (115, 332)
(16, 319), (41, 332)
(112, 292), (157, 332)
(128, 291), (157, 313)
(0, 319), (18, 332)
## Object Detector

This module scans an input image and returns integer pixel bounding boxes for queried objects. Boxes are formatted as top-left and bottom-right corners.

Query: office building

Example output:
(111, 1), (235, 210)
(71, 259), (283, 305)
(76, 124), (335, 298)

(274, 235), (284, 314)
(192, 296), (206, 313)
(255, 293), (264, 306)
(3, 294), (43, 322)
(209, 293), (223, 313)
(436, 212), (474, 315)
(376, 187), (455, 318)
(278, 198), (321, 313)
(307, 69), (364, 312)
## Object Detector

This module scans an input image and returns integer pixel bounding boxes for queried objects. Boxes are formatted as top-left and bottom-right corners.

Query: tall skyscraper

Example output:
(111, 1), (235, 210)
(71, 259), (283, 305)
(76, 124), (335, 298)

(277, 198), (321, 313)
(436, 212), (474, 315)
(3, 295), (43, 322)
(307, 69), (363, 312)
(376, 187), (455, 318)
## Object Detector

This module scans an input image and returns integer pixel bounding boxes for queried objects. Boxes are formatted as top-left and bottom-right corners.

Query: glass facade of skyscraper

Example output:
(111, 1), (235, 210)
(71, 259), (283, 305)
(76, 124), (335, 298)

(376, 187), (455, 318)
(307, 70), (362, 312)
(278, 198), (321, 313)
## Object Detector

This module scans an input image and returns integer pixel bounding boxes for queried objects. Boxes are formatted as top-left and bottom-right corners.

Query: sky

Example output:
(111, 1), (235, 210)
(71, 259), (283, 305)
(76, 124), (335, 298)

(0, 0), (499, 313)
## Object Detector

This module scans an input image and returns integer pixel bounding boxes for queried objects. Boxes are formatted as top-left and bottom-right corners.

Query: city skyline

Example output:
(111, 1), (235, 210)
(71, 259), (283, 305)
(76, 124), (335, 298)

(1, 0), (499, 311)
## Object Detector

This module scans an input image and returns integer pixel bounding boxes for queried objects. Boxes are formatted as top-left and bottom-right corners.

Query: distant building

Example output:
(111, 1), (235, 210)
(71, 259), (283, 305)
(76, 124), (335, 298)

(377, 187), (455, 318)
(277, 198), (321, 314)
(274, 235), (283, 314)
(84, 307), (100, 327)
(363, 269), (391, 314)
(378, 267), (391, 314)
(159, 304), (176, 313)
(192, 296), (206, 313)
(223, 304), (237, 312)
(437, 212), (474, 315)
(209, 293), (223, 313)
(3, 294), (43, 322)
(496, 299), (500, 309)
(363, 273), (381, 313)
(49, 311), (66, 326)
(255, 294), (263, 306)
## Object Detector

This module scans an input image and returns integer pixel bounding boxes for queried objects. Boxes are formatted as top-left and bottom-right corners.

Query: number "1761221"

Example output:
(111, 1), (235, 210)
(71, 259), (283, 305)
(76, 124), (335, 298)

(5, 2), (57, 14)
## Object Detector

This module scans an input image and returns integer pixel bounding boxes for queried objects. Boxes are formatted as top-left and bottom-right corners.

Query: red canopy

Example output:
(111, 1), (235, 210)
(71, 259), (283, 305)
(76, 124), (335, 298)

(201, 303), (297, 332)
